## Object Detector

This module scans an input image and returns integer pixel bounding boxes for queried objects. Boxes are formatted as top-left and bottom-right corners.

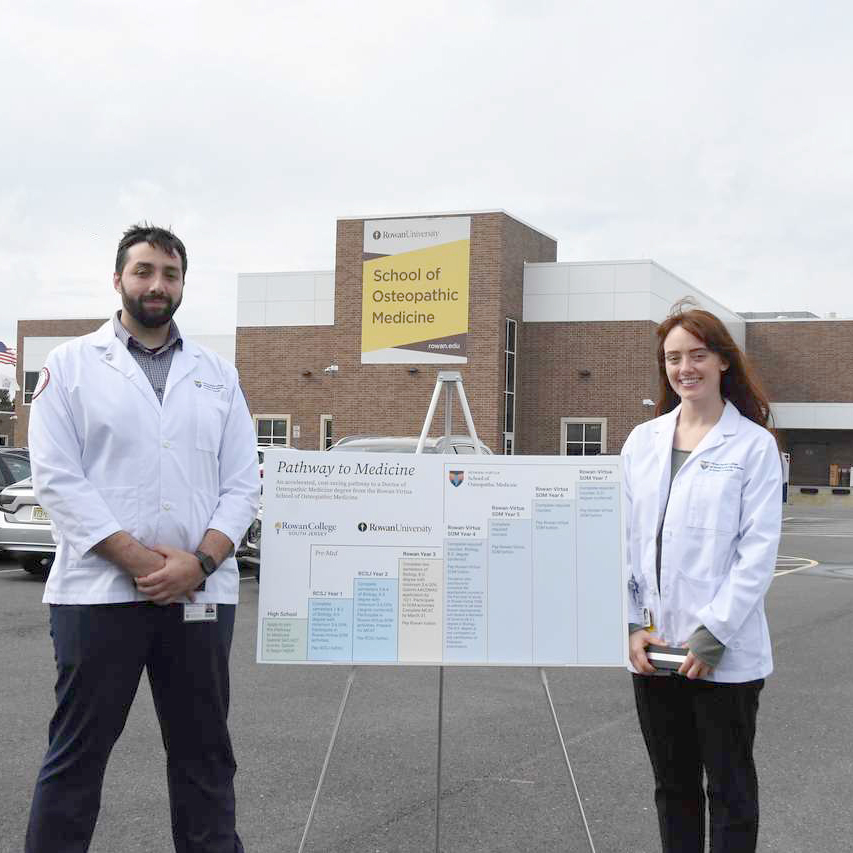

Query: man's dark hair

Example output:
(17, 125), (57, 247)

(115, 223), (188, 277)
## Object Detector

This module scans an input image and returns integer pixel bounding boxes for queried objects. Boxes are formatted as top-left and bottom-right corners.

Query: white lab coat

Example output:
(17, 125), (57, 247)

(29, 320), (260, 604)
(622, 400), (782, 682)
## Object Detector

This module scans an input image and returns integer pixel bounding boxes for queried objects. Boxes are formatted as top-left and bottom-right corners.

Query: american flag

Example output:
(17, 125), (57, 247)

(0, 341), (16, 366)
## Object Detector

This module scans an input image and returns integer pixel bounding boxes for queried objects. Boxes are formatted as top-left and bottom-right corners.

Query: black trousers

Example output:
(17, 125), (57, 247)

(632, 673), (764, 853)
(26, 603), (243, 853)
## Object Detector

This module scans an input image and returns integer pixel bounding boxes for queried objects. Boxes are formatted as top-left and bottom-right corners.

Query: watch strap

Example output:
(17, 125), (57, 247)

(194, 549), (217, 577)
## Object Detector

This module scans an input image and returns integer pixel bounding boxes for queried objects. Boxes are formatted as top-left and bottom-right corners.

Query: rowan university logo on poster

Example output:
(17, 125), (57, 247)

(449, 470), (465, 487)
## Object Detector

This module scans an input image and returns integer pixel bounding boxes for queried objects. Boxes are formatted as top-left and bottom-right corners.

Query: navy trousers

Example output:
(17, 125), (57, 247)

(632, 673), (764, 853)
(26, 603), (243, 853)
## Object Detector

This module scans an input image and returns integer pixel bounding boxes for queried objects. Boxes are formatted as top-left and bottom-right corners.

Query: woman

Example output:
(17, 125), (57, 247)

(623, 303), (782, 853)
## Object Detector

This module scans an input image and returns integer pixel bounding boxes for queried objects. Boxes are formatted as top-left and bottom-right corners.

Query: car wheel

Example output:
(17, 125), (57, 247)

(18, 555), (53, 578)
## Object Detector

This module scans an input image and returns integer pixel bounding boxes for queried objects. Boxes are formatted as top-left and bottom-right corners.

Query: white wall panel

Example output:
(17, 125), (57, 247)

(649, 293), (671, 324)
(568, 292), (615, 321)
(523, 260), (747, 330)
(524, 293), (569, 322)
(772, 403), (853, 430)
(523, 264), (571, 295)
(314, 272), (335, 301)
(236, 269), (335, 328)
(267, 272), (315, 302)
(237, 302), (266, 327)
(649, 265), (688, 307)
(237, 274), (266, 302)
(614, 262), (651, 293)
(615, 292), (651, 320)
(314, 300), (335, 325)
(568, 264), (617, 294)
(266, 301), (315, 326)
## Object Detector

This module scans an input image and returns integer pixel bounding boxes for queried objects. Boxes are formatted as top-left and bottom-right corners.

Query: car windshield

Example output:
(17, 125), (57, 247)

(3, 454), (31, 484)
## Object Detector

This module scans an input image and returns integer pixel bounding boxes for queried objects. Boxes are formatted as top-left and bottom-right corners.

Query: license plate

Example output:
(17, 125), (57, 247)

(31, 505), (50, 522)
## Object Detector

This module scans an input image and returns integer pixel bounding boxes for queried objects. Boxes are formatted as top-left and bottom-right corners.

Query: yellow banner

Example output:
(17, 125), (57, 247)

(361, 238), (470, 362)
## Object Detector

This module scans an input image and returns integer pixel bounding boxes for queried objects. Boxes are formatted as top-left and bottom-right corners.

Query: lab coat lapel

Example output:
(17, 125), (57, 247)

(98, 332), (161, 414)
(653, 406), (680, 521)
(678, 399), (740, 474)
(163, 342), (200, 404)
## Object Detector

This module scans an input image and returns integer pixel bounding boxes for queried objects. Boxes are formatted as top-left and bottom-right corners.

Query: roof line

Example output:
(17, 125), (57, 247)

(336, 209), (558, 242)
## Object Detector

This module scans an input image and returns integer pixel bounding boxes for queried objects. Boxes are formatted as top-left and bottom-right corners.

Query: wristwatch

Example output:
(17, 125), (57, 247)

(194, 549), (218, 577)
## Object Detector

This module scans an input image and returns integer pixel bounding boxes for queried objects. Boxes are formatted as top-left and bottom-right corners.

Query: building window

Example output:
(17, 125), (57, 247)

(255, 415), (290, 446)
(0, 435), (7, 447)
(504, 318), (517, 454)
(560, 418), (607, 456)
(320, 415), (333, 450)
(24, 371), (39, 405)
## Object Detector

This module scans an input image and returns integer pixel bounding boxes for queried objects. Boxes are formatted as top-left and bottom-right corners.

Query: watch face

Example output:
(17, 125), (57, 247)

(196, 551), (216, 575)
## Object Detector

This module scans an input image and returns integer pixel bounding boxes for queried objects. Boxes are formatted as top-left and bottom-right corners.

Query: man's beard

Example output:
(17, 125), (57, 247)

(120, 284), (182, 328)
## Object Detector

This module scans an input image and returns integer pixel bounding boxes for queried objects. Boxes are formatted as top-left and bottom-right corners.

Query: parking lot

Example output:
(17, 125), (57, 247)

(2, 508), (852, 852)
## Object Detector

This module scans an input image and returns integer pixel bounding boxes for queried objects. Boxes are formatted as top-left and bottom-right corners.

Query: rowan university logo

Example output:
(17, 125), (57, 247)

(449, 470), (465, 487)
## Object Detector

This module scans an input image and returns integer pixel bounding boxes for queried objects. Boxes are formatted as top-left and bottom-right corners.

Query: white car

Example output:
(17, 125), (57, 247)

(0, 477), (56, 577)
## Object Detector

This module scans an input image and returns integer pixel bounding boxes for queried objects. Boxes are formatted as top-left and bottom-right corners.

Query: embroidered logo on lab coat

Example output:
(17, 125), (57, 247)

(194, 379), (225, 393)
(699, 461), (743, 473)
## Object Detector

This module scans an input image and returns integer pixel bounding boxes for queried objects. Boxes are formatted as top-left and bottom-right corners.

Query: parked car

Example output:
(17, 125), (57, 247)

(236, 445), (295, 579)
(0, 447), (31, 489)
(257, 443), (298, 486)
(0, 476), (55, 576)
(327, 434), (493, 454)
(236, 508), (262, 580)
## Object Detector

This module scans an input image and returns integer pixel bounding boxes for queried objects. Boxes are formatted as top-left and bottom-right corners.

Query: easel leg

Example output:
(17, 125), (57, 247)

(435, 665), (445, 853)
(539, 668), (597, 853)
(298, 667), (357, 853)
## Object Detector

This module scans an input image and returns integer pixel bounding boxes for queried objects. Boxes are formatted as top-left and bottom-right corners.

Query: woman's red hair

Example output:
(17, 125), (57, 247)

(655, 301), (773, 428)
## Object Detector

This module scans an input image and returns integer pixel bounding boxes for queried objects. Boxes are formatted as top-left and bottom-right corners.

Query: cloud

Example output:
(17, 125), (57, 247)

(2, 0), (852, 347)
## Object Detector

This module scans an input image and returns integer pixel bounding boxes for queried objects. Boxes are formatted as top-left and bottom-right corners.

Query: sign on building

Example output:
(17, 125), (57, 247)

(361, 216), (470, 364)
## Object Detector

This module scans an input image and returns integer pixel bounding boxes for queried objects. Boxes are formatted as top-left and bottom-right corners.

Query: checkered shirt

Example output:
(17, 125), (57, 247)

(112, 311), (183, 404)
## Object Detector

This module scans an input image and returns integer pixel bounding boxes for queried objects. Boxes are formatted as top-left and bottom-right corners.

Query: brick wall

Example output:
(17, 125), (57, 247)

(236, 213), (557, 452)
(16, 318), (106, 443)
(500, 218), (558, 452)
(518, 321), (659, 455)
(746, 320), (853, 402)
(0, 412), (14, 447)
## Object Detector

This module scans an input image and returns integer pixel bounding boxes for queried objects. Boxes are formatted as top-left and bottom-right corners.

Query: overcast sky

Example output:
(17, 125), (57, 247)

(2, 0), (851, 348)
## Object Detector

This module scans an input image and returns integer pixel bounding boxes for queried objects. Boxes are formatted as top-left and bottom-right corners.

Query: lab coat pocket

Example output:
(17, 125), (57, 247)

(687, 475), (741, 534)
(196, 400), (229, 453)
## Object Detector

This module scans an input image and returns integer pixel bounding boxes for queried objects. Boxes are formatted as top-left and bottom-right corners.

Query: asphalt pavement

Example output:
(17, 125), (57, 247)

(1, 508), (851, 852)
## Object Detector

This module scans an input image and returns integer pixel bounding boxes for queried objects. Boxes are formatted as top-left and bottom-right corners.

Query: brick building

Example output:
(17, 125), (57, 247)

(234, 211), (743, 459)
(12, 209), (853, 490)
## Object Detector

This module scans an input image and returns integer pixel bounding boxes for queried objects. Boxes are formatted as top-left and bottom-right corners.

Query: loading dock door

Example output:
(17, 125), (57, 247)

(790, 442), (828, 485)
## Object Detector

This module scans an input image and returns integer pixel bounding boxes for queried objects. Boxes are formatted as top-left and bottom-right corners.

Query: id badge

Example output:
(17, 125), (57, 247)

(642, 607), (653, 629)
(184, 603), (218, 623)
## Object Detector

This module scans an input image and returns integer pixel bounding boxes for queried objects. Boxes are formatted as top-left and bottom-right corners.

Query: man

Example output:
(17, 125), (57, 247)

(25, 224), (260, 852)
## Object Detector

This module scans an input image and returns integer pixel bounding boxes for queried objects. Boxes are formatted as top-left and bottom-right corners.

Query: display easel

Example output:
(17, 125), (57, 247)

(297, 371), (596, 853)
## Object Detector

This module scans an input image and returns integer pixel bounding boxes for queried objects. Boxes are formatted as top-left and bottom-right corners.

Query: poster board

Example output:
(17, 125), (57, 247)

(256, 451), (627, 667)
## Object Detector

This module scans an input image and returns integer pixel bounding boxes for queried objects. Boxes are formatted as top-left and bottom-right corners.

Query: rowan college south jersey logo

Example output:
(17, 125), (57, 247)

(449, 470), (465, 487)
